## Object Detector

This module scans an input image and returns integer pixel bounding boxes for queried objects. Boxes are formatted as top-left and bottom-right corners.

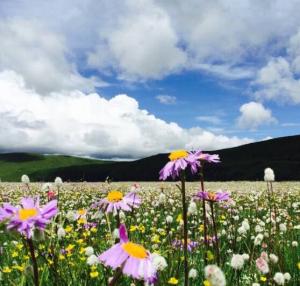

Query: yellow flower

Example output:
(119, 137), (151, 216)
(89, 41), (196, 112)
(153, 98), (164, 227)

(12, 265), (24, 272)
(260, 276), (267, 282)
(65, 225), (73, 233)
(130, 225), (138, 232)
(77, 209), (87, 216)
(176, 214), (183, 223)
(138, 224), (145, 233)
(59, 254), (65, 260)
(66, 244), (75, 252)
(203, 280), (211, 286)
(90, 271), (99, 278)
(151, 234), (161, 244)
(11, 251), (18, 258)
(199, 224), (204, 232)
(16, 243), (23, 250)
(78, 218), (87, 225)
(91, 227), (97, 233)
(297, 262), (300, 270)
(168, 277), (179, 284)
(77, 239), (84, 244)
(207, 250), (214, 261)
(2, 266), (12, 273)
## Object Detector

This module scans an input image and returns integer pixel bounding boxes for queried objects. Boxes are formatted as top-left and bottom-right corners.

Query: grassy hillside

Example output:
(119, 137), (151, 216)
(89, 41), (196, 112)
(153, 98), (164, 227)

(0, 153), (109, 182)
(1, 135), (300, 182)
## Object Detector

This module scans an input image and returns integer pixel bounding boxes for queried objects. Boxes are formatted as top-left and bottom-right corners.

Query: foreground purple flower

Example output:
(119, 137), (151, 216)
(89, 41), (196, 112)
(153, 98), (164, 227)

(95, 190), (141, 213)
(159, 150), (200, 180)
(99, 224), (157, 283)
(194, 191), (230, 203)
(190, 150), (221, 163)
(0, 197), (57, 238)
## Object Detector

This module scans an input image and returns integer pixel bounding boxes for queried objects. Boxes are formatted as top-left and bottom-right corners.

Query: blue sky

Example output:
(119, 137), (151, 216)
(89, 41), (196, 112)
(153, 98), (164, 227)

(0, 0), (300, 158)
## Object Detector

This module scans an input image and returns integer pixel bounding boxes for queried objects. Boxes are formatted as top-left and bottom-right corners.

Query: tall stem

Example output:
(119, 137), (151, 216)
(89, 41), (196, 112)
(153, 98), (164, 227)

(180, 172), (189, 286)
(200, 168), (208, 265)
(108, 268), (122, 286)
(27, 238), (39, 286)
(210, 202), (220, 265)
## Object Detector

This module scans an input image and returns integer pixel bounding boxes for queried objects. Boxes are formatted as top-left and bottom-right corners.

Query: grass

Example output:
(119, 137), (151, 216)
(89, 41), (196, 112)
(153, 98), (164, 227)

(0, 153), (109, 182)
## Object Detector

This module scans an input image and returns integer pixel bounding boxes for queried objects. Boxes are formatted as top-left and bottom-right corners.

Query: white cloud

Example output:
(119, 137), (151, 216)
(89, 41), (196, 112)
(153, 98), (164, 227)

(2, 0), (300, 82)
(87, 0), (186, 80)
(253, 28), (300, 104)
(0, 19), (105, 94)
(156, 95), (177, 105)
(196, 116), (222, 125)
(0, 70), (252, 158)
(237, 102), (277, 130)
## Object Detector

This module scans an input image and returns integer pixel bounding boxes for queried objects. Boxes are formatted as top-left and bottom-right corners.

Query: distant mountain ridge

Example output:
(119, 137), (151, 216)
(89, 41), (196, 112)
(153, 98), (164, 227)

(1, 135), (300, 181)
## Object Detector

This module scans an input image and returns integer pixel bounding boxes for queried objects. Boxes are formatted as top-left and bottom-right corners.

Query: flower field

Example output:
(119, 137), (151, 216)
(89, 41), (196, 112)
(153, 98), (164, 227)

(0, 180), (299, 286)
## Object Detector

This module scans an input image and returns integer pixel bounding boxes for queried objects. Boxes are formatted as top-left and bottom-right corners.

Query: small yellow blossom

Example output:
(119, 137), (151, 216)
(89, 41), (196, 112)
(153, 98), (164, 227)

(260, 276), (267, 282)
(130, 225), (138, 232)
(66, 244), (75, 252)
(176, 214), (183, 223)
(59, 254), (65, 260)
(2, 266), (12, 273)
(90, 271), (99, 278)
(207, 250), (214, 261)
(168, 277), (179, 284)
(11, 251), (18, 258)
(203, 280), (211, 286)
(65, 225), (73, 233)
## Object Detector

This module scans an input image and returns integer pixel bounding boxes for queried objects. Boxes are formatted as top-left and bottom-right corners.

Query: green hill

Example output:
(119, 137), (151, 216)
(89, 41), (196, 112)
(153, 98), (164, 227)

(0, 153), (109, 182)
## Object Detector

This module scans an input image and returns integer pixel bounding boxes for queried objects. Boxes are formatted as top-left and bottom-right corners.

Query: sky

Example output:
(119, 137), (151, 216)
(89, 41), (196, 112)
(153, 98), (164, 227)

(0, 0), (300, 159)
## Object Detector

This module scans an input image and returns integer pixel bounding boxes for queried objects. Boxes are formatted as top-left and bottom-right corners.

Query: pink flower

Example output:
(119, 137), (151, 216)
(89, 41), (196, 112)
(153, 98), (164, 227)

(159, 150), (200, 180)
(194, 191), (230, 203)
(256, 257), (269, 274)
(0, 197), (57, 238)
(99, 224), (157, 283)
(190, 150), (221, 163)
(95, 190), (141, 214)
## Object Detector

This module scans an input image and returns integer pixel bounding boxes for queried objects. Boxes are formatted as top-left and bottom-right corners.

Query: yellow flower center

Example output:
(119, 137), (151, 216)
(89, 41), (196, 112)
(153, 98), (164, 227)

(169, 150), (188, 161)
(18, 208), (38, 221)
(77, 209), (86, 216)
(122, 242), (148, 259)
(107, 190), (123, 202)
(207, 192), (217, 201)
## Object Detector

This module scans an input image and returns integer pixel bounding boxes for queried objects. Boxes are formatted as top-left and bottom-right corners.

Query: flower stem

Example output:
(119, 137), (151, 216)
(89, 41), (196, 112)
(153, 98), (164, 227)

(180, 172), (189, 286)
(27, 238), (39, 286)
(210, 202), (220, 265)
(200, 168), (208, 265)
(108, 268), (122, 286)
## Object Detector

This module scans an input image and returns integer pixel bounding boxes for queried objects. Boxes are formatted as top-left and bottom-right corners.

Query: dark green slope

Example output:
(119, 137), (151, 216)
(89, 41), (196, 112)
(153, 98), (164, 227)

(0, 153), (109, 181)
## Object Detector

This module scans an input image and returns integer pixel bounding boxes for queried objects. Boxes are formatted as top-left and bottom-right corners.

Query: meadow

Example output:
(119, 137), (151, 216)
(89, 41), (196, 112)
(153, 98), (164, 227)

(0, 180), (299, 286)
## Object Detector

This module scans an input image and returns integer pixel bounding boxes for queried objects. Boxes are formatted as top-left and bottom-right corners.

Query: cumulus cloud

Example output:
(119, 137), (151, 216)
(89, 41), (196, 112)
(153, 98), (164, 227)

(2, 0), (300, 82)
(237, 102), (277, 130)
(0, 70), (252, 158)
(253, 29), (300, 104)
(156, 95), (177, 105)
(0, 19), (105, 94)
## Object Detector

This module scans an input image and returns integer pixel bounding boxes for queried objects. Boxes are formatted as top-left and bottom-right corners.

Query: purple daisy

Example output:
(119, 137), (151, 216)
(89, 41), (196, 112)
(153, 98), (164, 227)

(172, 239), (199, 252)
(99, 224), (157, 283)
(159, 150), (200, 180)
(194, 191), (230, 203)
(0, 197), (57, 238)
(190, 150), (221, 163)
(96, 190), (141, 214)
